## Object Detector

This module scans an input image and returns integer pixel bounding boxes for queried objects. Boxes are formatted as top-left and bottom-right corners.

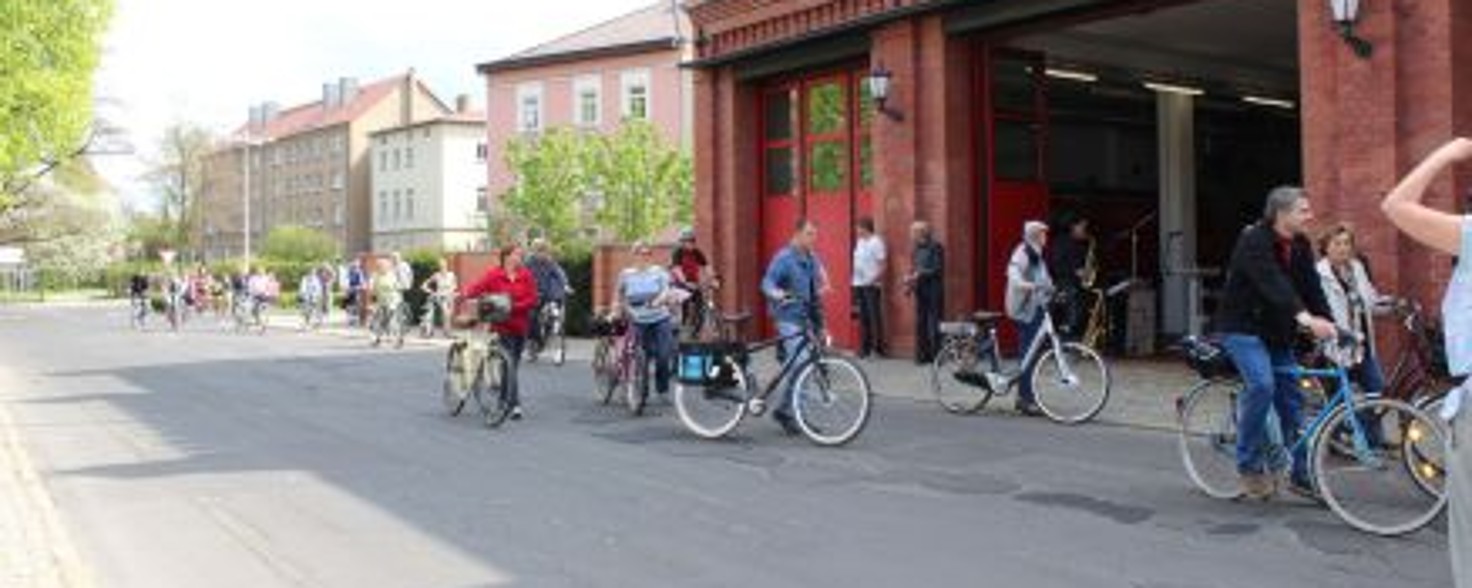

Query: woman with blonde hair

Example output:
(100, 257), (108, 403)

(1315, 223), (1391, 398)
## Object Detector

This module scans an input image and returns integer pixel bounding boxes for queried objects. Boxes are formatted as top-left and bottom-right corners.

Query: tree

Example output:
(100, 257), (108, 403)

(587, 121), (693, 243)
(145, 123), (215, 252)
(0, 0), (114, 211)
(260, 225), (339, 263)
(498, 128), (587, 246)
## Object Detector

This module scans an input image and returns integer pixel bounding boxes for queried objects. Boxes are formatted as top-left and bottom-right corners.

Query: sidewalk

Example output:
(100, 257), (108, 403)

(260, 311), (1197, 432)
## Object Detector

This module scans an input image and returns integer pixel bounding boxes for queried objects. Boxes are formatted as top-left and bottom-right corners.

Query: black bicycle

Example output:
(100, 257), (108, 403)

(527, 298), (568, 366)
(672, 313), (872, 446)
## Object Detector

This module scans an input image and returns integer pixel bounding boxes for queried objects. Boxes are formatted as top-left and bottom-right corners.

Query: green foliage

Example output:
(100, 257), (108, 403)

(587, 121), (693, 243)
(260, 225), (339, 263)
(0, 0), (114, 207)
(499, 120), (692, 248)
(560, 249), (594, 337)
(498, 128), (587, 247)
(146, 123), (215, 249)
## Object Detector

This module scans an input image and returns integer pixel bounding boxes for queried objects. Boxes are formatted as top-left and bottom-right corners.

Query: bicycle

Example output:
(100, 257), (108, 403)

(673, 308), (872, 446)
(370, 299), (409, 348)
(527, 298), (568, 366)
(164, 287), (187, 332)
(231, 293), (267, 335)
(678, 279), (722, 340)
(299, 292), (325, 331)
(1176, 332), (1447, 536)
(929, 301), (1112, 424)
(419, 292), (455, 339)
(441, 297), (515, 428)
(128, 293), (149, 330)
(590, 310), (634, 406)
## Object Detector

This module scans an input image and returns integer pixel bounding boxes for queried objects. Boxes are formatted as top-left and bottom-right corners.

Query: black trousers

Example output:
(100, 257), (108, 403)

(499, 335), (525, 407)
(854, 285), (885, 356)
(915, 281), (943, 363)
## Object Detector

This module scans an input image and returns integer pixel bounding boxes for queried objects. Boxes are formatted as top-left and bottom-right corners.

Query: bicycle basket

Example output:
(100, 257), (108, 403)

(676, 342), (746, 386)
(591, 314), (628, 337)
(1180, 336), (1237, 379)
(476, 294), (512, 324)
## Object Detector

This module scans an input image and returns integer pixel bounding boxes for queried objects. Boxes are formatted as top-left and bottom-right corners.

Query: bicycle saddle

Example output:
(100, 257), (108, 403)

(969, 311), (1004, 325)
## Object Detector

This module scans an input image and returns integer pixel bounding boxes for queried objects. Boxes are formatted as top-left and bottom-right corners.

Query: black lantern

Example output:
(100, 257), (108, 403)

(866, 65), (902, 121)
(1329, 0), (1373, 59)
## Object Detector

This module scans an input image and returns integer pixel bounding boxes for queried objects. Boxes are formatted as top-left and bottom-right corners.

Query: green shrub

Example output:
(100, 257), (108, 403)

(562, 249), (593, 337)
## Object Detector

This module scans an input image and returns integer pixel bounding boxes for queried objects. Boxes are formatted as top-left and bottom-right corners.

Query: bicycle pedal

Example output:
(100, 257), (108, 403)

(747, 398), (767, 416)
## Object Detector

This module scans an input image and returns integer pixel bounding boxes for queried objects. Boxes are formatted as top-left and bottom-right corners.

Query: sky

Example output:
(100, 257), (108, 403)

(90, 0), (658, 210)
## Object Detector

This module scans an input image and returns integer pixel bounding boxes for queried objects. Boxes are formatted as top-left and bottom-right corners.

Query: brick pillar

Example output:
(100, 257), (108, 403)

(1301, 0), (1472, 355)
(693, 66), (761, 321)
(870, 16), (974, 356)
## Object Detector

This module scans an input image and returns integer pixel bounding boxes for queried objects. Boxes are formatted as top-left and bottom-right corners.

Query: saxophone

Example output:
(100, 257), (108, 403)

(1079, 237), (1098, 289)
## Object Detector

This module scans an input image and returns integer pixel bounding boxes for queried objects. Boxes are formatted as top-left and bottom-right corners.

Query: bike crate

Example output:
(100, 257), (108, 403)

(1180, 336), (1237, 379)
(476, 294), (512, 324)
(591, 314), (628, 337)
(677, 342), (747, 386)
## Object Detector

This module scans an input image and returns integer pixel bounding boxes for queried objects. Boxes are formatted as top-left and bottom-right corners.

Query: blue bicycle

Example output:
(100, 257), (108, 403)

(1177, 331), (1447, 536)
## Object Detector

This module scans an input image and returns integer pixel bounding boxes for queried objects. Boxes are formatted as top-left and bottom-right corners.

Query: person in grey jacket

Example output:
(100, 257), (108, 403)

(1004, 220), (1053, 416)
(1315, 223), (1390, 398)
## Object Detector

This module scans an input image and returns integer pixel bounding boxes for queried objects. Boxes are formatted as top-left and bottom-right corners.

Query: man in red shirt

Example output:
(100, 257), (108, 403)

(461, 244), (540, 420)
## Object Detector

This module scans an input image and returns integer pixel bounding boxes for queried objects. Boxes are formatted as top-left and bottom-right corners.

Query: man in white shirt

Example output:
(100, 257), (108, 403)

(852, 217), (887, 358)
(391, 251), (414, 293)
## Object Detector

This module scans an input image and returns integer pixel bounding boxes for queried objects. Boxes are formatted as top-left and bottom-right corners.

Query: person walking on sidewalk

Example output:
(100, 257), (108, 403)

(461, 244), (540, 421)
(1215, 186), (1338, 500)
(852, 217), (887, 358)
(1380, 137), (1472, 588)
(762, 219), (830, 435)
(1005, 220), (1053, 417)
(905, 221), (944, 364)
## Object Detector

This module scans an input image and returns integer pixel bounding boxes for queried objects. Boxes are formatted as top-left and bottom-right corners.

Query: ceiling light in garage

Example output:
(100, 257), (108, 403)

(1143, 81), (1205, 96)
(1243, 96), (1296, 110)
(1044, 68), (1098, 83)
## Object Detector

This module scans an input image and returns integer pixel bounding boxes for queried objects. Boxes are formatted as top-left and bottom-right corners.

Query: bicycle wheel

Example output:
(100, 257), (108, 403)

(1177, 379), (1244, 499)
(1408, 395), (1449, 497)
(550, 316), (567, 366)
(1312, 398), (1446, 536)
(442, 342), (471, 416)
(624, 346), (648, 416)
(1031, 342), (1111, 424)
(792, 357), (872, 446)
(930, 337), (996, 414)
(475, 350), (513, 428)
(591, 338), (617, 404)
(673, 358), (750, 439)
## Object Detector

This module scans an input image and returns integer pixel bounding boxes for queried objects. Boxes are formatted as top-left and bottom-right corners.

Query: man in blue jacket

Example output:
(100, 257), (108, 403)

(761, 218), (829, 435)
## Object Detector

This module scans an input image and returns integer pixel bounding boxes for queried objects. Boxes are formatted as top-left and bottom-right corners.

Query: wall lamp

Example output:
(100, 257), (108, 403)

(1329, 0), (1373, 59)
(866, 65), (903, 121)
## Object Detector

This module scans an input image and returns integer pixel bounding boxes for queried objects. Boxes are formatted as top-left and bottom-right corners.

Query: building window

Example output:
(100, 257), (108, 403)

(476, 187), (488, 213)
(392, 149), (401, 170)
(405, 147), (414, 169)
(573, 75), (601, 127)
(476, 143), (488, 162)
(392, 190), (401, 221)
(516, 82), (544, 134)
(379, 150), (387, 171)
(405, 189), (415, 220)
(334, 203), (344, 226)
(378, 191), (388, 221)
(620, 69), (650, 121)
(331, 172), (343, 190)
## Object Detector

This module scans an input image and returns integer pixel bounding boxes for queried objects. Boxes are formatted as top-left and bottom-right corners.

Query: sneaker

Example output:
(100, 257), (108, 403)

(510, 406), (524, 421)
(773, 411), (802, 436)
(1286, 476), (1322, 503)
(1238, 472), (1275, 501)
(1015, 400), (1044, 418)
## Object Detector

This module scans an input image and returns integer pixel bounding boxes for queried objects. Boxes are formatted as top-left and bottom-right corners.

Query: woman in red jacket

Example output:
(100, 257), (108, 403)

(462, 244), (540, 420)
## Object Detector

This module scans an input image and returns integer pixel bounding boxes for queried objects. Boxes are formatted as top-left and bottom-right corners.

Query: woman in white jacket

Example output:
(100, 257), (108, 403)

(1315, 223), (1390, 396)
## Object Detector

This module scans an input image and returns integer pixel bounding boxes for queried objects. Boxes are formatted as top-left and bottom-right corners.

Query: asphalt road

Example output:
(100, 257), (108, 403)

(0, 304), (1452, 587)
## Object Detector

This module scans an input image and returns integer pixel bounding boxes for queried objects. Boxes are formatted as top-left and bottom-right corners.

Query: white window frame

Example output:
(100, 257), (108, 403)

(620, 69), (651, 121)
(516, 82), (545, 134)
(405, 188), (415, 221)
(573, 75), (602, 127)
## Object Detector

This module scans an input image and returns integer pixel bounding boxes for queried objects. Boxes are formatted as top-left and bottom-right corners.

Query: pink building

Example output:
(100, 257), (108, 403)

(475, 2), (692, 223)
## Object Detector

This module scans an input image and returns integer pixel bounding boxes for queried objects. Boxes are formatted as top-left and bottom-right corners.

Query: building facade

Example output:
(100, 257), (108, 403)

(685, 0), (1472, 353)
(371, 99), (492, 253)
(476, 1), (693, 234)
(198, 72), (452, 261)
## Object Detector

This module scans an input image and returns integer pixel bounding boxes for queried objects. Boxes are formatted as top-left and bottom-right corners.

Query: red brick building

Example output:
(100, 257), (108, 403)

(684, 0), (1472, 354)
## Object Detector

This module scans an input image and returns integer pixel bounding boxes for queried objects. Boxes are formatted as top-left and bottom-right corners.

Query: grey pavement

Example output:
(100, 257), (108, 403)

(0, 302), (1452, 587)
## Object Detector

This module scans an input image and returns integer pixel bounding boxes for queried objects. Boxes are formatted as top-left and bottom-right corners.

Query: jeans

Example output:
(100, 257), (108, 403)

(1352, 349), (1386, 395)
(635, 320), (675, 395)
(775, 320), (812, 417)
(1015, 313), (1044, 404)
(499, 335), (525, 407)
(915, 281), (943, 363)
(1220, 333), (1307, 481)
(854, 285), (885, 356)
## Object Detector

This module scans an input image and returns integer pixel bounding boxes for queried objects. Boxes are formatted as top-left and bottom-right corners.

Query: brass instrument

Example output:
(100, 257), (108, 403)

(1079, 237), (1098, 289)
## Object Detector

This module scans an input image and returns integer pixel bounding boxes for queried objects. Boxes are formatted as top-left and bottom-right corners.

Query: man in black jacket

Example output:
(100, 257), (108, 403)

(906, 222), (944, 364)
(1215, 186), (1338, 500)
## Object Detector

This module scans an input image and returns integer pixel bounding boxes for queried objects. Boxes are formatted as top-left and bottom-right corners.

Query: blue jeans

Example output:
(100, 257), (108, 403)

(1221, 334), (1306, 480)
(775, 320), (812, 417)
(1353, 349), (1386, 395)
(635, 320), (675, 395)
(1015, 313), (1044, 404)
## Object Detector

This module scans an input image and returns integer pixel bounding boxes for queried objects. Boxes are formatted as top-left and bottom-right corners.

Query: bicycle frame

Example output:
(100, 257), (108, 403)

(741, 327), (823, 404)
(974, 309), (1075, 392)
(1272, 364), (1382, 468)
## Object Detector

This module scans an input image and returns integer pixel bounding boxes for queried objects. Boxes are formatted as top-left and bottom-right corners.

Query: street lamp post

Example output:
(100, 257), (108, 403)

(240, 136), (266, 269)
